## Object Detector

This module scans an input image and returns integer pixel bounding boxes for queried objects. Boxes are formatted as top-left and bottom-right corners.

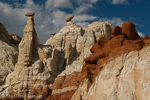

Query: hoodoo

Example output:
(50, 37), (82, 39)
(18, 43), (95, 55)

(2, 14), (150, 100)
(17, 13), (39, 66)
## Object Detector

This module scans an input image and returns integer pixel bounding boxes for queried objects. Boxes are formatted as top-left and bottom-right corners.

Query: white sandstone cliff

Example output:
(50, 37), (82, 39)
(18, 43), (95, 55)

(71, 46), (150, 100)
(0, 23), (19, 86)
(0, 14), (112, 99)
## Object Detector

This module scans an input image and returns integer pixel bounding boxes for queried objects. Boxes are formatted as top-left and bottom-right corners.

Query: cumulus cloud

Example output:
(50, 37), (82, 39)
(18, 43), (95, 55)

(73, 4), (93, 14)
(99, 17), (124, 27)
(73, 0), (100, 14)
(0, 0), (142, 44)
(45, 0), (73, 10)
(0, 0), (99, 44)
(137, 32), (145, 37)
(109, 0), (129, 5)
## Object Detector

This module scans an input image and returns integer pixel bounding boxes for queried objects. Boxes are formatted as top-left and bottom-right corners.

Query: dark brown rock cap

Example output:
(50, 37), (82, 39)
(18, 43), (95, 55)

(65, 15), (74, 22)
(25, 13), (34, 16)
(51, 33), (55, 35)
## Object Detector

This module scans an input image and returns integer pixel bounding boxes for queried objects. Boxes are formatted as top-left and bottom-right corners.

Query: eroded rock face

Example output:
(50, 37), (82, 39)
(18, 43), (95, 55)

(45, 21), (112, 76)
(17, 13), (39, 66)
(0, 40), (18, 86)
(0, 13), (54, 99)
(72, 46), (150, 100)
(0, 23), (18, 86)
(9, 34), (21, 45)
(88, 21), (112, 40)
(71, 22), (150, 100)
(122, 22), (138, 40)
(111, 26), (122, 36)
(0, 14), (112, 100)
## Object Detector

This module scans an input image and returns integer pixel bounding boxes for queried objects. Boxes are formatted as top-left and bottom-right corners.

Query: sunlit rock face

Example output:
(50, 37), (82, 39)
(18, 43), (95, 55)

(0, 23), (18, 86)
(2, 12), (150, 100)
(0, 14), (112, 99)
(72, 22), (150, 100)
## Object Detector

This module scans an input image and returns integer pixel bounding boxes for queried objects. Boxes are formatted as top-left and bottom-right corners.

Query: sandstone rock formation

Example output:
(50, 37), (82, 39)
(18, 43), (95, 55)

(3, 13), (149, 100)
(44, 22), (150, 100)
(72, 46), (150, 100)
(9, 34), (21, 45)
(0, 13), (54, 99)
(0, 23), (18, 86)
(0, 13), (112, 100)
(0, 40), (18, 86)
(71, 22), (150, 100)
(17, 13), (39, 66)
(45, 18), (112, 76)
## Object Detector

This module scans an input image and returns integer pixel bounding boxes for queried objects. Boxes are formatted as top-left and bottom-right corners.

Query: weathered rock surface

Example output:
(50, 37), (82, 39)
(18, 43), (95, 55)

(72, 46), (150, 100)
(45, 20), (112, 75)
(0, 14), (112, 99)
(9, 34), (21, 45)
(0, 23), (21, 46)
(2, 14), (149, 100)
(0, 40), (18, 86)
(0, 23), (18, 86)
(17, 13), (39, 66)
(71, 22), (150, 100)
(0, 13), (54, 99)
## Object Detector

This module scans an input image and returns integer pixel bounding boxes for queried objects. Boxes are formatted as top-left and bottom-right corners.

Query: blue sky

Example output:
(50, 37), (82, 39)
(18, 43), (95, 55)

(0, 0), (149, 43)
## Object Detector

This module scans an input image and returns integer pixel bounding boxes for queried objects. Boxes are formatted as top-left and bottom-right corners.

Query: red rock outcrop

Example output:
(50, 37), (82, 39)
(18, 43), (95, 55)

(47, 21), (150, 100)
(81, 21), (150, 88)
(0, 13), (112, 100)
(111, 26), (122, 36)
(1, 14), (150, 100)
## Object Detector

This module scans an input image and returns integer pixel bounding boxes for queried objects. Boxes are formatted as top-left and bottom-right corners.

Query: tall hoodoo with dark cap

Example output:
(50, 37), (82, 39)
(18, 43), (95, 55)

(17, 13), (39, 66)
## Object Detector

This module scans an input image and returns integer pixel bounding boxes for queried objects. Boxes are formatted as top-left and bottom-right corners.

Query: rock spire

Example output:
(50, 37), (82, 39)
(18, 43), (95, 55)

(17, 13), (39, 66)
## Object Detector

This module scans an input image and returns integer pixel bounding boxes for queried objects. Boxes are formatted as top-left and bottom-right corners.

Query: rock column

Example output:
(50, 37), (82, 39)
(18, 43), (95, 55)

(17, 13), (39, 66)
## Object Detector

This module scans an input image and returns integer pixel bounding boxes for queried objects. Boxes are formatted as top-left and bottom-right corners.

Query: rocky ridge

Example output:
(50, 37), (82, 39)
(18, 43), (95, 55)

(71, 22), (150, 100)
(0, 23), (21, 86)
(49, 22), (150, 100)
(0, 14), (112, 100)
(0, 13), (150, 100)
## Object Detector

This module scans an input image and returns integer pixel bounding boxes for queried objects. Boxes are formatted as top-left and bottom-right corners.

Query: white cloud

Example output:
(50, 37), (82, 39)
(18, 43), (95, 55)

(45, 0), (73, 10)
(109, 0), (129, 5)
(99, 17), (124, 27)
(73, 14), (98, 22)
(129, 16), (135, 20)
(0, 0), (98, 44)
(73, 0), (101, 14)
(0, 0), (139, 44)
(26, 0), (34, 5)
(73, 4), (93, 14)
(137, 32), (145, 37)
(75, 22), (90, 27)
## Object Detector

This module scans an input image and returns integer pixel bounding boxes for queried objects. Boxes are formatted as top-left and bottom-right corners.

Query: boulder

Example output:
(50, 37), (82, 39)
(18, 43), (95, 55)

(122, 21), (136, 39)
(65, 15), (74, 22)
(111, 26), (122, 35)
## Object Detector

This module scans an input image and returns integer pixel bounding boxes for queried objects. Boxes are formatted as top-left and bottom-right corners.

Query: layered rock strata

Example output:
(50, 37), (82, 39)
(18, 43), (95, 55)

(0, 23), (19, 86)
(42, 22), (150, 100)
(0, 14), (112, 100)
(1, 13), (150, 100)
(0, 13), (53, 99)
(71, 22), (150, 100)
